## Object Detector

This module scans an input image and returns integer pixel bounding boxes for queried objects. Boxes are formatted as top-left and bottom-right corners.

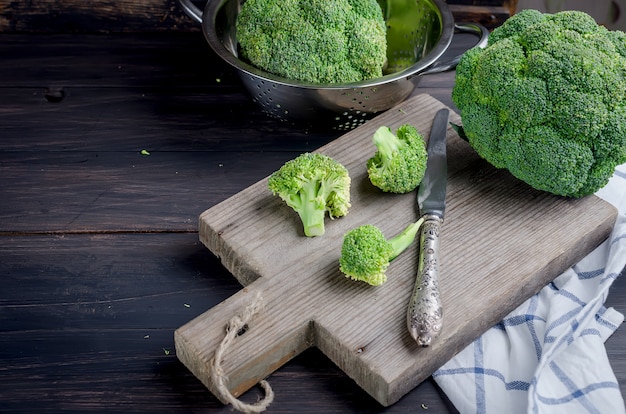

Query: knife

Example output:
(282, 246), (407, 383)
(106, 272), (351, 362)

(407, 108), (449, 346)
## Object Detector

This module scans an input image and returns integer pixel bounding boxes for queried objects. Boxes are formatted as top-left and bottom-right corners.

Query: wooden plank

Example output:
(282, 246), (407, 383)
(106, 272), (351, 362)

(0, 33), (233, 87)
(175, 94), (617, 406)
(0, 232), (237, 411)
(0, 0), (200, 33)
(0, 150), (313, 234)
(0, 87), (335, 151)
(0, 233), (239, 328)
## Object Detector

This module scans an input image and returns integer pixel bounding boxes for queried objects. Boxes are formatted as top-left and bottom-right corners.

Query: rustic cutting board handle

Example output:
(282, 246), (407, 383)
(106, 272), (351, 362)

(208, 290), (275, 410)
(175, 277), (314, 403)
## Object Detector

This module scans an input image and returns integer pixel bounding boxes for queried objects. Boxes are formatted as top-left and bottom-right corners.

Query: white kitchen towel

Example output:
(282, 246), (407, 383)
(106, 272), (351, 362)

(434, 162), (626, 414)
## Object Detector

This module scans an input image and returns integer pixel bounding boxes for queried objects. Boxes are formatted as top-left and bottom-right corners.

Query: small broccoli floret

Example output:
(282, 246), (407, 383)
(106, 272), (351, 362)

(339, 219), (423, 286)
(366, 124), (428, 193)
(267, 153), (351, 237)
(452, 9), (626, 197)
(235, 0), (387, 84)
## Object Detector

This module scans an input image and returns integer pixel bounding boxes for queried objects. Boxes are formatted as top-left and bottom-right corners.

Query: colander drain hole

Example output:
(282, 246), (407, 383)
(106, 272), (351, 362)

(333, 110), (369, 130)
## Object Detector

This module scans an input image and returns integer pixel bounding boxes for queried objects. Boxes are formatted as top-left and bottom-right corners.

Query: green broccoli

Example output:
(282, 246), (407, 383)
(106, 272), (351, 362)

(236, 0), (387, 84)
(339, 219), (423, 286)
(366, 124), (428, 193)
(452, 9), (626, 197)
(268, 153), (351, 237)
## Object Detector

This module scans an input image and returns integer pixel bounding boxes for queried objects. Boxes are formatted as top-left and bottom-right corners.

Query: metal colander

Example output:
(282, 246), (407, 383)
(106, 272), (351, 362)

(179, 0), (487, 130)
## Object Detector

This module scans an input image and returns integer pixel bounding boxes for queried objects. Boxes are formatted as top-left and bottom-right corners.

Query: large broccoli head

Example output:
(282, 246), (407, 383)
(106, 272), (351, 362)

(268, 153), (351, 237)
(236, 0), (387, 84)
(452, 9), (626, 197)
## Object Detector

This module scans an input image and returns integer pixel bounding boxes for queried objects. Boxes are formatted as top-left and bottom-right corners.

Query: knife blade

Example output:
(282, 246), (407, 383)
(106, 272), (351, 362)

(407, 107), (449, 346)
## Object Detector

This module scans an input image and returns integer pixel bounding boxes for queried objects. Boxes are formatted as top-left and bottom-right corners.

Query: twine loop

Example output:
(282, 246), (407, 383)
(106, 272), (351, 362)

(210, 293), (274, 413)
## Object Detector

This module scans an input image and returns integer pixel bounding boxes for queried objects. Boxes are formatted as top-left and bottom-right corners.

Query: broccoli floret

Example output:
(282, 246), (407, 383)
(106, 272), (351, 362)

(452, 9), (626, 197)
(366, 124), (428, 193)
(339, 219), (423, 286)
(267, 153), (351, 237)
(236, 0), (387, 84)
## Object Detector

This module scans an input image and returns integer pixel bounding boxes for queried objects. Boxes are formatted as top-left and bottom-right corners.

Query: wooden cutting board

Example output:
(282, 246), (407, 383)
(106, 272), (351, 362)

(175, 94), (617, 407)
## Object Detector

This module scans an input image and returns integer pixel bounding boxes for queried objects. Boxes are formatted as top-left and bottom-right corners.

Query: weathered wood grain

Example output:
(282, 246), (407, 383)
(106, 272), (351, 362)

(176, 94), (617, 406)
(0, 0), (200, 33)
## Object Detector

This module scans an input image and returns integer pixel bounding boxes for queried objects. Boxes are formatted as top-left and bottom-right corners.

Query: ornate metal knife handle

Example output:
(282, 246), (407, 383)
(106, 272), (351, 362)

(407, 214), (443, 346)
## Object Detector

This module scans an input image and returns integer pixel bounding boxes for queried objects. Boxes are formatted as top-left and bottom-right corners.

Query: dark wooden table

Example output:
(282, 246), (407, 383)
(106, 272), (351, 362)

(1, 31), (624, 413)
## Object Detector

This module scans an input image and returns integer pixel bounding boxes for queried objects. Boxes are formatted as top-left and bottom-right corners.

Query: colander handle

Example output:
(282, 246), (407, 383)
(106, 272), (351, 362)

(418, 22), (489, 76)
(178, 0), (203, 24)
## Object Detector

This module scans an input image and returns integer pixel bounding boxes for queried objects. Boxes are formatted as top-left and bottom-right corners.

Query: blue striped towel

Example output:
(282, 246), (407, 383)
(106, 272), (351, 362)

(434, 163), (626, 413)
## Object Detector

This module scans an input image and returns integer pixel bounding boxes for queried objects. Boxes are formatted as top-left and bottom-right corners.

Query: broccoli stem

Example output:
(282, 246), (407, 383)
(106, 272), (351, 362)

(373, 127), (401, 160)
(298, 201), (326, 237)
(297, 181), (326, 237)
(388, 218), (424, 260)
